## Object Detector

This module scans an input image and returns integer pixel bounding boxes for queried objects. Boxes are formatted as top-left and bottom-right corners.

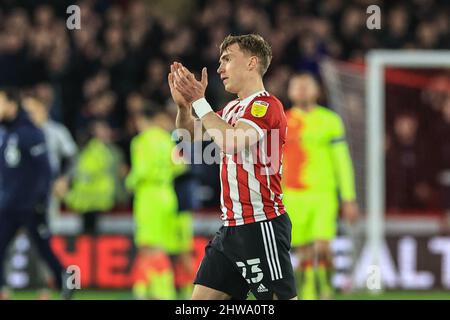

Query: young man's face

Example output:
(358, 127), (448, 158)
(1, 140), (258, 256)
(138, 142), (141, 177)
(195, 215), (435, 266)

(217, 43), (254, 94)
(0, 92), (15, 121)
(92, 122), (112, 141)
(22, 97), (48, 126)
(288, 76), (319, 107)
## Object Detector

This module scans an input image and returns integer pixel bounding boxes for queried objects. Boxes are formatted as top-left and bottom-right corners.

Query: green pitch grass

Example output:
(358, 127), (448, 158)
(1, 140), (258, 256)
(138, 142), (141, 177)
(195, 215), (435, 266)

(8, 290), (450, 300)
(335, 291), (450, 300)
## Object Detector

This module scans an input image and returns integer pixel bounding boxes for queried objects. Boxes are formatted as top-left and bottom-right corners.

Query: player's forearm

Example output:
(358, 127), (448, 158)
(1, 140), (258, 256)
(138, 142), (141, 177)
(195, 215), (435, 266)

(193, 98), (258, 154)
(201, 112), (254, 154)
(60, 154), (77, 179)
(176, 107), (196, 137)
(127, 165), (170, 187)
(125, 173), (136, 190)
(332, 142), (356, 201)
(125, 169), (153, 189)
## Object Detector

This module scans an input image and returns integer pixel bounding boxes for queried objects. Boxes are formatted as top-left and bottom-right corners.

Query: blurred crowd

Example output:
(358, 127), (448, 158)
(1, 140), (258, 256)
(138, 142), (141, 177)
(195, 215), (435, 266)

(386, 74), (450, 213)
(0, 0), (449, 213)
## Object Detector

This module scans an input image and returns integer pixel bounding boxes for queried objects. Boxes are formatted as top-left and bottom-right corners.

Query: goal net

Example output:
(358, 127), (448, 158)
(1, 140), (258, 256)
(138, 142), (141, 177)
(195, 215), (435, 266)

(320, 50), (450, 292)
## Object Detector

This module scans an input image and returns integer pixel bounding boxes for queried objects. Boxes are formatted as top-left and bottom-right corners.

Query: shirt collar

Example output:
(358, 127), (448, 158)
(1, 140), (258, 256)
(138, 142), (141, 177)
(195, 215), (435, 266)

(238, 90), (266, 105)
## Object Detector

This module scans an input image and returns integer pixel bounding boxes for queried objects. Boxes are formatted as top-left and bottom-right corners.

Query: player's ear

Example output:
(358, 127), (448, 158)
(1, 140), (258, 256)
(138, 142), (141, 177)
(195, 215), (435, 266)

(248, 56), (258, 71)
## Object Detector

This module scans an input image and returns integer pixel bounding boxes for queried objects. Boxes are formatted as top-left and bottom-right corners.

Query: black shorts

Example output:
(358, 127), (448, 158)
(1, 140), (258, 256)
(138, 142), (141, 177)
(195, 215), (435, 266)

(194, 213), (297, 300)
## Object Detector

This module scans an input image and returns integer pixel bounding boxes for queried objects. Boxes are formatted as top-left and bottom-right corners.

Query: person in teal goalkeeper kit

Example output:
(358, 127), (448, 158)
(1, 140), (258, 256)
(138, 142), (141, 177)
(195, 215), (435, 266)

(126, 104), (186, 300)
(283, 73), (360, 300)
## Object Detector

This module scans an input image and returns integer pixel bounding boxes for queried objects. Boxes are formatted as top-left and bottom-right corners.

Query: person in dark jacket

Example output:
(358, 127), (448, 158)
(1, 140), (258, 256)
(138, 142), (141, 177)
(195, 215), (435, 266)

(0, 88), (72, 300)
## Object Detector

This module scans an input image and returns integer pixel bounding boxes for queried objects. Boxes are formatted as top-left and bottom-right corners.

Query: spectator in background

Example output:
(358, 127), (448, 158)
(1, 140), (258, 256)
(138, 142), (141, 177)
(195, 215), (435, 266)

(0, 8), (28, 86)
(384, 5), (412, 49)
(386, 112), (436, 211)
(118, 91), (147, 165)
(2, 0), (448, 155)
(141, 59), (170, 105)
(436, 98), (450, 221)
(82, 70), (111, 102)
(76, 89), (120, 140)
(64, 120), (124, 235)
(266, 65), (292, 106)
(101, 25), (127, 95)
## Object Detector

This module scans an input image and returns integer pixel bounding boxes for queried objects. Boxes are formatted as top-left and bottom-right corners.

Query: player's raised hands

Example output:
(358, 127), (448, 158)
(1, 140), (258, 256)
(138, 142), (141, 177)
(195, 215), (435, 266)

(172, 62), (208, 104)
(168, 63), (191, 110)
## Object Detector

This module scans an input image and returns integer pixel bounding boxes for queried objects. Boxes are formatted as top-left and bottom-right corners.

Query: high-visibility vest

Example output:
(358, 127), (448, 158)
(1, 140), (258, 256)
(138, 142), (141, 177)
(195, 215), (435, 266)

(64, 138), (116, 213)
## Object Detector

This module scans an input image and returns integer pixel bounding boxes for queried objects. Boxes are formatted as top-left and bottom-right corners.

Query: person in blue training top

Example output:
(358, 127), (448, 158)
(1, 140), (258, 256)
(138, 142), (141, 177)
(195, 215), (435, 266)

(0, 87), (73, 300)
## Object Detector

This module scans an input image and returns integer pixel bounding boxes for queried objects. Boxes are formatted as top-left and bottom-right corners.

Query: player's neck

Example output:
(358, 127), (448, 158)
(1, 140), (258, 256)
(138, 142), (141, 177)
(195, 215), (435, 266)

(237, 78), (265, 101)
(141, 119), (171, 133)
(295, 103), (316, 112)
(138, 121), (153, 133)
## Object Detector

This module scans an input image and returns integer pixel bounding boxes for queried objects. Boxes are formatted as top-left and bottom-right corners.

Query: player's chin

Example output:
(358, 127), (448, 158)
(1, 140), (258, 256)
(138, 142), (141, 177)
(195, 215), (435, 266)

(298, 99), (310, 106)
(223, 83), (238, 94)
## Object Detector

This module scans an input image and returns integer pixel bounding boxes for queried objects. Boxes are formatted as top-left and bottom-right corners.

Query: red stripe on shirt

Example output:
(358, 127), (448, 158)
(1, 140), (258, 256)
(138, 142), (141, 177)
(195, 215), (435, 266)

(235, 153), (255, 224)
(221, 155), (236, 226)
(253, 141), (276, 220)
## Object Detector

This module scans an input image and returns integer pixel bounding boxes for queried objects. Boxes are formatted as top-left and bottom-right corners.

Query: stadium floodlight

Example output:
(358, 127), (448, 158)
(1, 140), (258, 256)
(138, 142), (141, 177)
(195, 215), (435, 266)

(366, 50), (450, 285)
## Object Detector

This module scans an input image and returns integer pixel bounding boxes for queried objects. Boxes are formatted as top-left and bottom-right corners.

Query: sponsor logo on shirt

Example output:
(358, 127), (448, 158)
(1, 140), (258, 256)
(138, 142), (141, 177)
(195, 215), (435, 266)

(257, 283), (269, 293)
(30, 143), (46, 156)
(250, 101), (269, 118)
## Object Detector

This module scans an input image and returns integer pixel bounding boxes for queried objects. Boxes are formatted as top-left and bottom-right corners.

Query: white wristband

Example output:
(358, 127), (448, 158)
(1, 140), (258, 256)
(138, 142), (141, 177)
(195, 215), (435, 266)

(192, 97), (213, 119)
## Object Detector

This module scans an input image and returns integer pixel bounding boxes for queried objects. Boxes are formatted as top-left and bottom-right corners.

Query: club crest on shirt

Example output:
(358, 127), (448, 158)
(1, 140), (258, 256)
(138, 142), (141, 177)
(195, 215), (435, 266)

(250, 100), (269, 118)
(4, 136), (20, 167)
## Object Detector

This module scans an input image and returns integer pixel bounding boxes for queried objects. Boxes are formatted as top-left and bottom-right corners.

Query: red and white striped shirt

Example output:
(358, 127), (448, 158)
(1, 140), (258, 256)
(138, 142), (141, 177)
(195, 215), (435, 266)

(216, 90), (287, 226)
